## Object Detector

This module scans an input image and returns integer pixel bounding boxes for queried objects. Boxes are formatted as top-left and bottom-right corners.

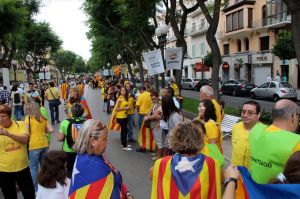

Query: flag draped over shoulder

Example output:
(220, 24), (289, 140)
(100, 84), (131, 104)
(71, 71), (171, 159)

(69, 154), (122, 199)
(80, 97), (92, 119)
(108, 106), (121, 132)
(151, 154), (221, 199)
(236, 166), (300, 199)
(138, 120), (156, 151)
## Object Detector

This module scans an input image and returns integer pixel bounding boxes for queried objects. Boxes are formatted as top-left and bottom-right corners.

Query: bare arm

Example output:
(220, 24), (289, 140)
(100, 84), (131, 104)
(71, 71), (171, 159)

(57, 132), (65, 142)
(222, 165), (240, 199)
(0, 128), (29, 144)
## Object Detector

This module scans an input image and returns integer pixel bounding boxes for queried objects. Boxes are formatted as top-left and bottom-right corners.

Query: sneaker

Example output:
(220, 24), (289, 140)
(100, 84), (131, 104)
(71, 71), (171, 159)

(56, 120), (61, 123)
(127, 145), (132, 147)
(122, 147), (132, 151)
(152, 156), (159, 161)
(128, 139), (136, 143)
(136, 148), (146, 153)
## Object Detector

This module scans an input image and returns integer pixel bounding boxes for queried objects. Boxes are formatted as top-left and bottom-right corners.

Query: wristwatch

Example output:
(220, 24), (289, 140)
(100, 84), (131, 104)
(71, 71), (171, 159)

(224, 177), (238, 189)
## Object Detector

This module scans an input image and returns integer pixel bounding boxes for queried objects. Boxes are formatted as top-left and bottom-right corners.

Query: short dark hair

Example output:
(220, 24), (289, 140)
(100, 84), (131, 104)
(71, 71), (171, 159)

(38, 150), (68, 188)
(0, 105), (12, 117)
(71, 103), (84, 117)
(29, 83), (34, 86)
(139, 86), (146, 91)
(243, 100), (261, 113)
(150, 91), (159, 98)
(49, 82), (55, 87)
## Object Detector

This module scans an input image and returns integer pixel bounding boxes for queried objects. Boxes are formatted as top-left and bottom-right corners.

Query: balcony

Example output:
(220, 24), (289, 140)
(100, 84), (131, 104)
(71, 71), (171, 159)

(223, 0), (256, 13)
(189, 24), (209, 37)
(264, 11), (291, 28)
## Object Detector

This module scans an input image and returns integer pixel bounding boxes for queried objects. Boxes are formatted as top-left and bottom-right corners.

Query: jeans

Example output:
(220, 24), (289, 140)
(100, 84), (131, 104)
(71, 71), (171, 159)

(127, 114), (134, 140)
(14, 105), (23, 121)
(49, 101), (59, 123)
(138, 114), (145, 130)
(29, 147), (48, 191)
(117, 118), (128, 147)
(0, 167), (35, 199)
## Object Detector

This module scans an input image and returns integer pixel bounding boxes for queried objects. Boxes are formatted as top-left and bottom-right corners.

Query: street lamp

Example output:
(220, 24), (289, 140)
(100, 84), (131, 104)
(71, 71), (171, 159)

(42, 66), (46, 81)
(155, 23), (169, 89)
(56, 68), (59, 82)
(62, 68), (65, 80)
(11, 60), (17, 82)
(117, 54), (122, 79)
(107, 63), (111, 80)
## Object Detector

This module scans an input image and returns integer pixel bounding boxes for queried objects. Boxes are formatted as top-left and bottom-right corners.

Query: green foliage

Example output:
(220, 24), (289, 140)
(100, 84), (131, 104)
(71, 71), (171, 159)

(52, 50), (77, 72)
(273, 30), (296, 60)
(204, 52), (213, 67)
(73, 56), (86, 73)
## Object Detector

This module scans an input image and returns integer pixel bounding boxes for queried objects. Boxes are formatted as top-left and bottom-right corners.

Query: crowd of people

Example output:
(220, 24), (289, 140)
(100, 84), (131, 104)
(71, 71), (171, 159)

(0, 76), (300, 199)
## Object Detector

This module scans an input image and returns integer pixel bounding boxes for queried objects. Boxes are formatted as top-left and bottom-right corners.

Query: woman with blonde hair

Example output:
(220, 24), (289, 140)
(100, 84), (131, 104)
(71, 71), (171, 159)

(24, 101), (54, 191)
(65, 86), (92, 119)
(69, 119), (133, 199)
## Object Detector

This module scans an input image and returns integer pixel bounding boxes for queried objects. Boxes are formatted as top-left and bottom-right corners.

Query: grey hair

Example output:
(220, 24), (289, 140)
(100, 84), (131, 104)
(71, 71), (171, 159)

(73, 119), (105, 155)
(200, 85), (214, 97)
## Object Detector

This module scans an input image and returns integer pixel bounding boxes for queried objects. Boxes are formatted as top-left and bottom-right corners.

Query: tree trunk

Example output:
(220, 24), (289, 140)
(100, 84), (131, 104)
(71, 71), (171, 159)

(284, 0), (300, 66)
(175, 38), (187, 95)
(136, 58), (145, 86)
(126, 61), (136, 87)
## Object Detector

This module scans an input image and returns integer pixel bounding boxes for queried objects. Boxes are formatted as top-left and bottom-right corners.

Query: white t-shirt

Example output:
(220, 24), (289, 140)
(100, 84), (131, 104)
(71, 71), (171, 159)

(36, 178), (70, 199)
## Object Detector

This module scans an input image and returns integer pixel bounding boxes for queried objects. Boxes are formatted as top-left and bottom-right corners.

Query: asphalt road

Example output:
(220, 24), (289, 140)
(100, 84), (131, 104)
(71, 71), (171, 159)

(181, 89), (277, 112)
(0, 86), (155, 199)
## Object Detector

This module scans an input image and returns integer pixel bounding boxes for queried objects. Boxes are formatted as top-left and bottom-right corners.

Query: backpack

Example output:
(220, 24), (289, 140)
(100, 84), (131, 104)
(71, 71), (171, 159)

(66, 118), (85, 148)
(14, 92), (21, 104)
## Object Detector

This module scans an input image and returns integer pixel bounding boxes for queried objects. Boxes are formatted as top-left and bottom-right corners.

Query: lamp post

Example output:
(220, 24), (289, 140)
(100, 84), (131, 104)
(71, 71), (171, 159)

(11, 60), (17, 82)
(62, 68), (65, 80)
(117, 54), (122, 79)
(107, 63), (111, 80)
(155, 23), (169, 89)
(56, 69), (59, 83)
(201, 57), (205, 80)
(42, 66), (46, 81)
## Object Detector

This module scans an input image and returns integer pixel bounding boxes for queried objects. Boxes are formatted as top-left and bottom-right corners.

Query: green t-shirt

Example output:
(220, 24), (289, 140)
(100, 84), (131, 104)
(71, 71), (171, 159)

(60, 120), (73, 152)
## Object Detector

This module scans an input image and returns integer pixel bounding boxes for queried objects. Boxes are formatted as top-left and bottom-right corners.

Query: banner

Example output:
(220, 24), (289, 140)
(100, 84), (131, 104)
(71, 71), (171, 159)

(165, 47), (183, 70)
(143, 49), (165, 76)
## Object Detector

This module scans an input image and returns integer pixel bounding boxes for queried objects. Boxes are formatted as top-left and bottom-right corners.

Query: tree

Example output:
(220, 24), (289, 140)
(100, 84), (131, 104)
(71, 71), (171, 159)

(73, 56), (86, 73)
(19, 22), (62, 75)
(283, 0), (300, 65)
(162, 0), (199, 94)
(273, 30), (296, 61)
(197, 0), (222, 98)
(52, 50), (77, 75)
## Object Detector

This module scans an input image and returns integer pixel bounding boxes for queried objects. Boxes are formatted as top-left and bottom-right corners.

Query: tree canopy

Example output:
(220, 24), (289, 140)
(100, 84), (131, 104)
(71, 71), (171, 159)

(273, 30), (296, 61)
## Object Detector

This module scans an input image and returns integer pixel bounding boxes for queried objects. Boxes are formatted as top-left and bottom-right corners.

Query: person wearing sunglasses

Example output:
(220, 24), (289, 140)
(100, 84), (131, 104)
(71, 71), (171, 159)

(69, 119), (133, 199)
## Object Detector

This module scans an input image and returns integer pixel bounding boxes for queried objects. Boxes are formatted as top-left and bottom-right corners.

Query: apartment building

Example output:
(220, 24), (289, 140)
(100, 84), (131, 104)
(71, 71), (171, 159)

(165, 0), (214, 79)
(218, 0), (297, 87)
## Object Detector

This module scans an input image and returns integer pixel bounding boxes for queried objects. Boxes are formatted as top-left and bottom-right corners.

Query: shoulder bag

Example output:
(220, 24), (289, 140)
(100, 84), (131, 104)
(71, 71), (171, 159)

(49, 88), (61, 106)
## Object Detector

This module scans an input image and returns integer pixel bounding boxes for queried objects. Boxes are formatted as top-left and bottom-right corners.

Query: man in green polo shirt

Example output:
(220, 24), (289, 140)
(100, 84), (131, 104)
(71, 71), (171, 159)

(57, 103), (85, 177)
(249, 99), (300, 184)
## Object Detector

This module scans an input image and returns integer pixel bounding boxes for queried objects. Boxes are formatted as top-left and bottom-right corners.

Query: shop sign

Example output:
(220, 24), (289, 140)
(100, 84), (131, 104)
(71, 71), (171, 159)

(195, 62), (210, 72)
(251, 53), (273, 64)
(222, 62), (229, 70)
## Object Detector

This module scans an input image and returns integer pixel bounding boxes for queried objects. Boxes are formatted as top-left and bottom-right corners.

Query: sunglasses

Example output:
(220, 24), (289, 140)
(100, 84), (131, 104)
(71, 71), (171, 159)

(90, 120), (107, 138)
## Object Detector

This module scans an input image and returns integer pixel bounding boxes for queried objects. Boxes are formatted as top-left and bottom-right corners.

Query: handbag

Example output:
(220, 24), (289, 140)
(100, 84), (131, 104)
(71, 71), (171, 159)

(49, 88), (61, 106)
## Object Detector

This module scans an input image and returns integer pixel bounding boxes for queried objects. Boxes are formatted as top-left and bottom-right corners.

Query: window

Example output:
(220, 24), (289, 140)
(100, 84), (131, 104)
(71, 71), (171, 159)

(270, 82), (276, 88)
(237, 39), (242, 52)
(244, 38), (249, 51)
(260, 36), (269, 51)
(192, 45), (196, 57)
(192, 22), (196, 32)
(200, 43), (205, 56)
(226, 9), (244, 32)
(259, 82), (270, 88)
(262, 5), (267, 26)
(224, 44), (230, 55)
(248, 8), (253, 28)
(200, 18), (205, 28)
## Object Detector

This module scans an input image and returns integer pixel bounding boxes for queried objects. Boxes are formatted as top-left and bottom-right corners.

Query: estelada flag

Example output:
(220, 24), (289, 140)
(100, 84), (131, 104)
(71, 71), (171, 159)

(80, 97), (92, 119)
(236, 166), (300, 199)
(138, 120), (156, 151)
(151, 154), (221, 199)
(69, 154), (124, 199)
(108, 106), (121, 132)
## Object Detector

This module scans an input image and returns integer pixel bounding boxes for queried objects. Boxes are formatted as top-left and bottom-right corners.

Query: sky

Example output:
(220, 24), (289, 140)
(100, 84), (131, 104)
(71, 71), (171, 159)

(35, 0), (91, 61)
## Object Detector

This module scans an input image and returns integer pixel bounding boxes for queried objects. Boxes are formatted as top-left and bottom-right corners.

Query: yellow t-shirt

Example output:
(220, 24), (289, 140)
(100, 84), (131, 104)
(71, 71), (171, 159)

(116, 96), (129, 119)
(25, 116), (49, 150)
(212, 99), (222, 126)
(204, 119), (222, 153)
(0, 121), (29, 172)
(170, 83), (179, 96)
(45, 87), (60, 100)
(127, 95), (135, 115)
(231, 121), (251, 169)
(136, 91), (153, 115)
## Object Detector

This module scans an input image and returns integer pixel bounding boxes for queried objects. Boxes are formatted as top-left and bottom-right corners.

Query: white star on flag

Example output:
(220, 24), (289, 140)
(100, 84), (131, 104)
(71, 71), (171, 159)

(72, 158), (80, 184)
(175, 157), (198, 173)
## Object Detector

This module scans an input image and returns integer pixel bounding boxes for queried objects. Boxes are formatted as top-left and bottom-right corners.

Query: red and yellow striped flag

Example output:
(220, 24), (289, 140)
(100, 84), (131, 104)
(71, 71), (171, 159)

(113, 66), (121, 76)
(108, 106), (121, 132)
(138, 120), (156, 151)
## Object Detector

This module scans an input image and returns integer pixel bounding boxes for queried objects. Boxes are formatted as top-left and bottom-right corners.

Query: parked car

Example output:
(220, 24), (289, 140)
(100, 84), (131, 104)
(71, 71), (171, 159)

(221, 80), (255, 96)
(195, 79), (212, 91)
(181, 78), (200, 90)
(250, 81), (297, 101)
